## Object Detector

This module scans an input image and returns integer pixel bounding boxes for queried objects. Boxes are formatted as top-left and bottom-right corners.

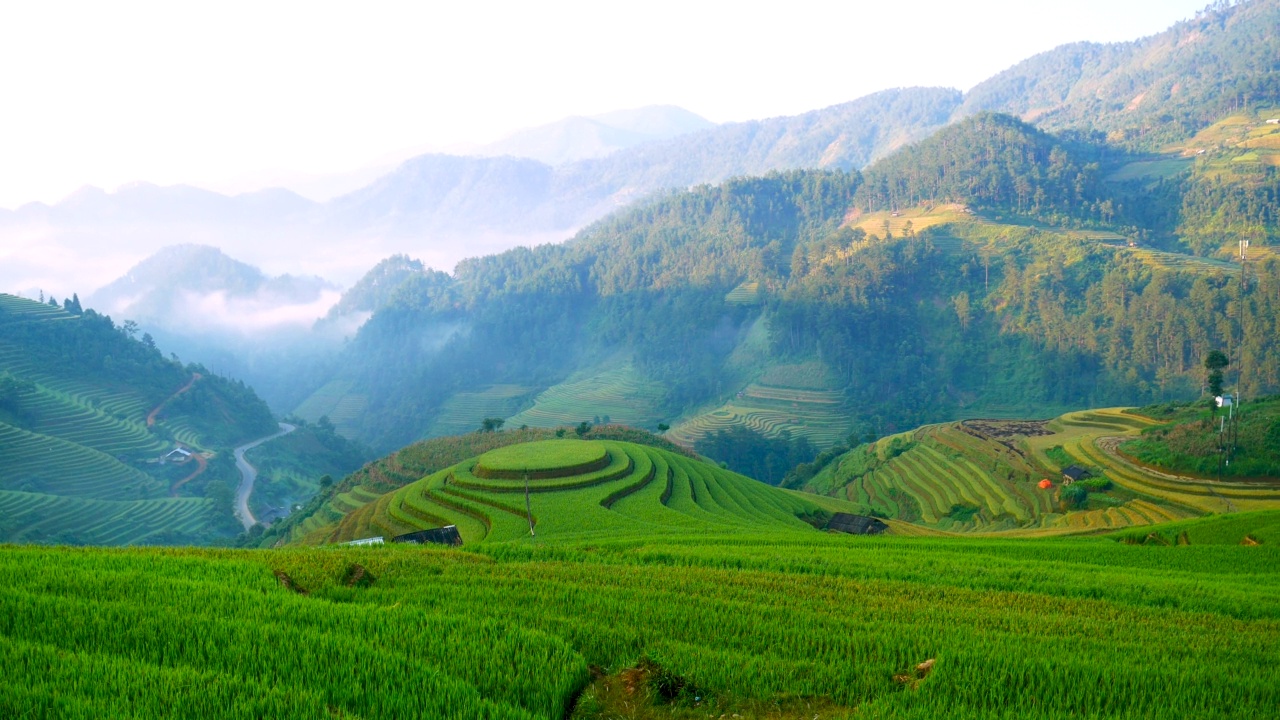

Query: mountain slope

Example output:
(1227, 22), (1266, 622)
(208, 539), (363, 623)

(474, 105), (716, 165)
(962, 0), (1280, 146)
(0, 293), (278, 545)
(790, 407), (1280, 535)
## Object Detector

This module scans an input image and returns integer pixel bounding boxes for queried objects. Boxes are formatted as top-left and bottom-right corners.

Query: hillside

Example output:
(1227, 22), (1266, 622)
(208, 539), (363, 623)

(293, 114), (1280, 455)
(2, 512), (1276, 718)
(0, 293), (278, 545)
(791, 406), (1280, 535)
(961, 0), (1280, 148)
(264, 425), (698, 548)
(322, 438), (846, 545)
(1119, 395), (1280, 479)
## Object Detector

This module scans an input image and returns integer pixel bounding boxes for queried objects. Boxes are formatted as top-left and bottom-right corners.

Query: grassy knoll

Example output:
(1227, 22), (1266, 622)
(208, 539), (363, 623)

(2, 515), (1278, 719)
(476, 439), (608, 476)
(799, 407), (1280, 535)
(326, 439), (833, 544)
(262, 426), (692, 547)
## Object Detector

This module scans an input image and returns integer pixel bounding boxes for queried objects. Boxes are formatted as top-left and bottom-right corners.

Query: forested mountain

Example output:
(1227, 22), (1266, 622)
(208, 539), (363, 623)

(961, 0), (1280, 149)
(9, 1), (1278, 305)
(291, 113), (1280, 455)
(0, 293), (278, 545)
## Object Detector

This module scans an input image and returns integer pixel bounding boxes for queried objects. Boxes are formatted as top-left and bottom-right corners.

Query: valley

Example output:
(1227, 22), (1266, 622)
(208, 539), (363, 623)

(3, 2), (1280, 716)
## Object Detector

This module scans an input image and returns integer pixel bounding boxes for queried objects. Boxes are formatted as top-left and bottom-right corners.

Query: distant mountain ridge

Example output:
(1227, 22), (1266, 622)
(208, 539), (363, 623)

(5, 1), (1277, 303)
(472, 105), (716, 165)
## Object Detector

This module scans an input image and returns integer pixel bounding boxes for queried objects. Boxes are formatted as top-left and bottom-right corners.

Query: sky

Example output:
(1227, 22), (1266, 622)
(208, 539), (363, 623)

(0, 0), (1211, 210)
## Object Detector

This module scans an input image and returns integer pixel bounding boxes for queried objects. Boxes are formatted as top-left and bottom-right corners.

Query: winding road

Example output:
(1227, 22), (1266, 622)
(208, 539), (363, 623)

(233, 423), (295, 529)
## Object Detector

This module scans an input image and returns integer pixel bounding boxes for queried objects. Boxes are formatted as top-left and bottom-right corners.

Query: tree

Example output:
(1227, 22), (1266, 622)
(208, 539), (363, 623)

(574, 421), (592, 438)
(657, 422), (670, 433)
(1205, 350), (1230, 397)
(480, 417), (505, 433)
(952, 292), (972, 332)
(122, 320), (139, 339)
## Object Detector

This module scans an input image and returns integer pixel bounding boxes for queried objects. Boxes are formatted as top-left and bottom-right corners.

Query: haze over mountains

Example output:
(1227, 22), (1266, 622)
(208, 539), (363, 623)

(7, 0), (1275, 308)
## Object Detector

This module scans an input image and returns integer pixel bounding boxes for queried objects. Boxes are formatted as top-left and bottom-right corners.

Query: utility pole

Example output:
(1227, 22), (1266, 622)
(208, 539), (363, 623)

(1231, 238), (1249, 463)
(524, 471), (535, 537)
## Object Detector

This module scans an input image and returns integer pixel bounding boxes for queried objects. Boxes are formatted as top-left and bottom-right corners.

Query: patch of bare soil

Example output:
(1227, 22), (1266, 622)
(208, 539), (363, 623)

(961, 420), (1053, 439)
(274, 570), (308, 595)
(569, 658), (853, 719)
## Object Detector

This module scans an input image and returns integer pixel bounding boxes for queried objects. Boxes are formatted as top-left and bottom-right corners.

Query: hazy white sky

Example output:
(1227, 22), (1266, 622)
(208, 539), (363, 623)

(0, 0), (1209, 209)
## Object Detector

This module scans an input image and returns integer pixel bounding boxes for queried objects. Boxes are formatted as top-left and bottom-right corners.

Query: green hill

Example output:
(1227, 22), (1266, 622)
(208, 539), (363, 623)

(325, 438), (845, 545)
(0, 293), (279, 545)
(261, 425), (693, 548)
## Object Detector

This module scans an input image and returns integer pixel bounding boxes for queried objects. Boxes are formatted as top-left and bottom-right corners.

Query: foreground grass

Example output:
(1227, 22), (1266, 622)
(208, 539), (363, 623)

(2, 521), (1278, 719)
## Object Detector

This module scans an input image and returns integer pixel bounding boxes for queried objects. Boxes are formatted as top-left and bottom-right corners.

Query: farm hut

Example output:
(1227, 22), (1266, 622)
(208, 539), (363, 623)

(1038, 479), (1053, 489)
(1061, 465), (1091, 484)
(342, 536), (384, 547)
(393, 525), (463, 546)
(162, 447), (192, 464)
(827, 513), (888, 535)
(1267, 118), (1280, 124)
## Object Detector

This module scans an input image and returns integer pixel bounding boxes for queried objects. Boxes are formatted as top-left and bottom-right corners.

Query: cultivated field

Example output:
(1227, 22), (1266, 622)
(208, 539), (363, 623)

(327, 439), (837, 544)
(504, 364), (665, 430)
(427, 384), (536, 437)
(2, 513), (1276, 719)
(810, 408), (1280, 535)
(668, 382), (850, 448)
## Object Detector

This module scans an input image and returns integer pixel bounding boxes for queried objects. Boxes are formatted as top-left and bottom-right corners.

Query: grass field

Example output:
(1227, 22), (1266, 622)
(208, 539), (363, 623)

(504, 364), (666, 430)
(2, 510), (1277, 719)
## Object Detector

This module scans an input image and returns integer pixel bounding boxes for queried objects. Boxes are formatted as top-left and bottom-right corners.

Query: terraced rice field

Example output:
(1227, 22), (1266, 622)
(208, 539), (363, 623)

(723, 280), (762, 305)
(0, 293), (231, 545)
(0, 294), (77, 321)
(0, 490), (213, 545)
(327, 440), (838, 544)
(0, 421), (166, 500)
(809, 407), (1278, 535)
(1030, 409), (1280, 515)
(1121, 246), (1238, 274)
(292, 379), (368, 438)
(504, 365), (665, 430)
(16, 384), (168, 457)
(668, 383), (850, 448)
(427, 384), (534, 437)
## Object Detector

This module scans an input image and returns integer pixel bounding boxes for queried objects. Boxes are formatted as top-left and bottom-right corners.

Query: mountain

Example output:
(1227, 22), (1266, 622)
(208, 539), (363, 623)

(293, 115), (1280, 456)
(88, 244), (339, 333)
(961, 0), (1280, 147)
(0, 292), (278, 545)
(8, 1), (1279, 304)
(84, 245), (343, 411)
(473, 105), (716, 165)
